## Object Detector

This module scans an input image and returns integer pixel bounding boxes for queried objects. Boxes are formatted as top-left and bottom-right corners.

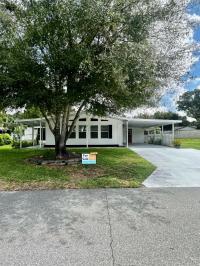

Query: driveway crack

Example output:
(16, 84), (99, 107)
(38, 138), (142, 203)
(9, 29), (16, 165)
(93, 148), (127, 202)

(105, 188), (115, 266)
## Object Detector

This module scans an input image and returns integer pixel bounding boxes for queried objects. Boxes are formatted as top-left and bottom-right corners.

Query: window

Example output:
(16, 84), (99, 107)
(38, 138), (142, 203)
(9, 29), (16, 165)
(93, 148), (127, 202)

(79, 125), (86, 138)
(101, 119), (108, 121)
(37, 128), (46, 141)
(91, 125), (98, 139)
(68, 126), (76, 139)
(79, 118), (86, 121)
(101, 125), (112, 139)
(91, 118), (98, 121)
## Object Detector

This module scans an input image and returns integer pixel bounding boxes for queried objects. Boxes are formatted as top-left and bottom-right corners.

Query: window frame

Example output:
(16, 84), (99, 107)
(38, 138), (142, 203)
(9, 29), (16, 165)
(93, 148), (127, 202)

(79, 125), (87, 139)
(90, 125), (98, 139)
(101, 125), (112, 139)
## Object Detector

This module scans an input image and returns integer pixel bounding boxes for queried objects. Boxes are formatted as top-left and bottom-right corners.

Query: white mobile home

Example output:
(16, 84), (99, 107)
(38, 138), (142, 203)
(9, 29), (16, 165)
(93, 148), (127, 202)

(16, 114), (181, 147)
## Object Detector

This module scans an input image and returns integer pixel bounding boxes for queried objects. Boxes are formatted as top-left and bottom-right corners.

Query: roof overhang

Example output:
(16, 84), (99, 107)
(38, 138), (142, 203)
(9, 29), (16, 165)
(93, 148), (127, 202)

(15, 118), (46, 127)
(126, 118), (182, 128)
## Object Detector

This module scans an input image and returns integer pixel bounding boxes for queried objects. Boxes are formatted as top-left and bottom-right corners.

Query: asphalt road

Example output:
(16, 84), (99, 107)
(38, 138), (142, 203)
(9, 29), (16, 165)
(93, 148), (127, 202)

(130, 145), (200, 187)
(1, 188), (200, 266)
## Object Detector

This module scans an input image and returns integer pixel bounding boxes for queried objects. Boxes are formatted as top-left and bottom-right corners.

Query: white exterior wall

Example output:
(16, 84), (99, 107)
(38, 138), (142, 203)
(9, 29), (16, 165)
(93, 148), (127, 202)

(45, 116), (124, 146)
(132, 128), (144, 144)
(22, 127), (38, 141)
(162, 134), (173, 146)
(128, 127), (145, 144)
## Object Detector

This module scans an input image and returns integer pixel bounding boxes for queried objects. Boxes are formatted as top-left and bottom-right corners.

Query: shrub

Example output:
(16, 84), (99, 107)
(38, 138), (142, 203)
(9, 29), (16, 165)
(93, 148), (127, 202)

(0, 135), (4, 146)
(154, 139), (162, 145)
(0, 134), (12, 146)
(173, 139), (181, 148)
(12, 140), (33, 149)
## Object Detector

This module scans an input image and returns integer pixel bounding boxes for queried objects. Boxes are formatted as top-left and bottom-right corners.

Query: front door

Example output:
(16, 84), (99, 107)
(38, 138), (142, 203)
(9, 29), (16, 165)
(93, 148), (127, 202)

(128, 129), (132, 144)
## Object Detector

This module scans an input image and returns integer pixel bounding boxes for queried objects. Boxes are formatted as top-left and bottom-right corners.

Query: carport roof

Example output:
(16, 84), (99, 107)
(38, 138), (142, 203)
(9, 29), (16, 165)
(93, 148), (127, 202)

(15, 118), (46, 127)
(15, 116), (182, 129)
(125, 118), (182, 128)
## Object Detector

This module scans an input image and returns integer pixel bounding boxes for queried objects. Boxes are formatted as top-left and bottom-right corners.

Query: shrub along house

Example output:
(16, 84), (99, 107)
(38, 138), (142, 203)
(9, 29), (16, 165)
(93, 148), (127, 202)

(16, 113), (181, 148)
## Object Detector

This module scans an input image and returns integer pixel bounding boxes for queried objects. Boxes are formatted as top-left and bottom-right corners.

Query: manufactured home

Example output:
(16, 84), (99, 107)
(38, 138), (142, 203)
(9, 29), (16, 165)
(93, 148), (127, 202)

(16, 114), (182, 147)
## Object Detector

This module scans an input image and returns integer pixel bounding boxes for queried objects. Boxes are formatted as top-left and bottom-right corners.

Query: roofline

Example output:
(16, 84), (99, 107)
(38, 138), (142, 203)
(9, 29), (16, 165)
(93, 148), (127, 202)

(15, 116), (182, 124)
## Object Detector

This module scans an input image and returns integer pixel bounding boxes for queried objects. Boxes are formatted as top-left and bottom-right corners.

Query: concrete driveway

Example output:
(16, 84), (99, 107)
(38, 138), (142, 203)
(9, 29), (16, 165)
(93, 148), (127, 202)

(130, 145), (200, 187)
(1, 188), (200, 266)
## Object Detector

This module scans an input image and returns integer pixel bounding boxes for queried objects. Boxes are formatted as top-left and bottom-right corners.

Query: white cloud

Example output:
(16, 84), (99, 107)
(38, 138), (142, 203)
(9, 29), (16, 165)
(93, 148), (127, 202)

(187, 14), (200, 24)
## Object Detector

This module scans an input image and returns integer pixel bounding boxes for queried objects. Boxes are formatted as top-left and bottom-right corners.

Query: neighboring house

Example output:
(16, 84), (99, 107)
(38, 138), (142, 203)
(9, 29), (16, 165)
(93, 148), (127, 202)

(16, 114), (181, 147)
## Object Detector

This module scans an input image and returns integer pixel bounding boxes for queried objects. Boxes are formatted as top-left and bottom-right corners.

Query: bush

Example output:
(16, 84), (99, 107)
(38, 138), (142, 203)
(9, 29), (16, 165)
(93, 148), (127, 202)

(0, 134), (12, 146)
(12, 140), (33, 149)
(154, 139), (162, 145)
(173, 139), (181, 148)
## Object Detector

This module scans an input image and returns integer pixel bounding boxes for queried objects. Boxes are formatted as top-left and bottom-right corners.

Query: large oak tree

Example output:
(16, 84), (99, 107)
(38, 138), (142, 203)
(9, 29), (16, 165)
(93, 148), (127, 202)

(0, 0), (198, 158)
(178, 88), (200, 128)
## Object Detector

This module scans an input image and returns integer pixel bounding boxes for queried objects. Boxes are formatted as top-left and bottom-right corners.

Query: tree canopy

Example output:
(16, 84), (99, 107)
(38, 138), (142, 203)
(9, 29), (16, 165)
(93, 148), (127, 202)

(0, 0), (198, 157)
(177, 88), (200, 128)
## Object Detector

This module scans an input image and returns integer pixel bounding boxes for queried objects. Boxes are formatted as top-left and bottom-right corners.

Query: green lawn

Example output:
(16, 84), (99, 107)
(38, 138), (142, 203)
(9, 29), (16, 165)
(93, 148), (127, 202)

(0, 146), (155, 190)
(177, 138), (200, 150)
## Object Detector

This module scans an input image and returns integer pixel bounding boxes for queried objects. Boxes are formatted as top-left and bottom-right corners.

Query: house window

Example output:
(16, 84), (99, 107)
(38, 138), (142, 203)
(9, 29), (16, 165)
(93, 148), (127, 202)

(91, 118), (98, 121)
(101, 125), (112, 139)
(79, 125), (86, 138)
(79, 118), (86, 121)
(68, 126), (76, 139)
(91, 125), (98, 139)
(101, 119), (108, 121)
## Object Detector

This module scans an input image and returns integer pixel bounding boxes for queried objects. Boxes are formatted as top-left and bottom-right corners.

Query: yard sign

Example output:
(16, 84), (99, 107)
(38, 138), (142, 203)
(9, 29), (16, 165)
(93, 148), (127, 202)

(82, 153), (97, 164)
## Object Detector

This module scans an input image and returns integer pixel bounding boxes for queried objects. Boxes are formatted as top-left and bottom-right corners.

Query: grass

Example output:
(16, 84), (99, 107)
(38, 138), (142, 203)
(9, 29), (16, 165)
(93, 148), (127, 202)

(0, 145), (155, 190)
(177, 138), (200, 150)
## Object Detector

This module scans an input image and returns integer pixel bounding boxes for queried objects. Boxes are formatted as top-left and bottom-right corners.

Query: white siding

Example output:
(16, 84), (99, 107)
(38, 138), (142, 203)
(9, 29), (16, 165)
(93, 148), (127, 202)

(22, 127), (38, 141)
(45, 116), (124, 146)
(132, 128), (144, 144)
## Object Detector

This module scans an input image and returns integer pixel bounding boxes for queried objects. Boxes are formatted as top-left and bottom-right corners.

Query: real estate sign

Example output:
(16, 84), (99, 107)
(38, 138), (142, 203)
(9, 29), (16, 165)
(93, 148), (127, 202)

(82, 153), (97, 164)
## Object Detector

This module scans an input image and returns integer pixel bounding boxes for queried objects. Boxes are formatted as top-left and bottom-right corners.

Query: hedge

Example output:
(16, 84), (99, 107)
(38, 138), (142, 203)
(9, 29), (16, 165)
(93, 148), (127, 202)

(0, 134), (12, 146)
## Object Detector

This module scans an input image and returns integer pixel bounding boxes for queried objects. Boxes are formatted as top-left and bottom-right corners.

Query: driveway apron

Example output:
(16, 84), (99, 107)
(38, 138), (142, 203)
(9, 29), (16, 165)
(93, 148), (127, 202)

(130, 144), (200, 187)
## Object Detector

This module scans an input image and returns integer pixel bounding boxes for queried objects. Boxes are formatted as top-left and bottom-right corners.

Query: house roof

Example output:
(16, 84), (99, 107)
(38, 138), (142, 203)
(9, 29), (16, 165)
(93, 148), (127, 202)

(125, 118), (182, 128)
(15, 116), (182, 129)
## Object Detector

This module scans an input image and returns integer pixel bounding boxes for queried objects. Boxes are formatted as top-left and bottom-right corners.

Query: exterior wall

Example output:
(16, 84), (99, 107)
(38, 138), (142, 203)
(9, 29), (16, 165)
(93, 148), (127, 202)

(45, 116), (124, 146)
(162, 134), (173, 146)
(129, 128), (144, 144)
(133, 128), (144, 144)
(22, 127), (38, 141)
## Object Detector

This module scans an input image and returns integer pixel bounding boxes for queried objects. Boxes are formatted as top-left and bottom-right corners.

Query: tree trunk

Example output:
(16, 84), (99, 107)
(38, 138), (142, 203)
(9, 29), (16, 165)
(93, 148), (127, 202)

(55, 133), (69, 159)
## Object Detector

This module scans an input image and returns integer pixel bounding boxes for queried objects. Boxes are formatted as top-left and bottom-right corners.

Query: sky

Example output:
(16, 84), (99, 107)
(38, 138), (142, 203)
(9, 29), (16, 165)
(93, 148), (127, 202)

(184, 2), (200, 92)
(158, 2), (200, 114)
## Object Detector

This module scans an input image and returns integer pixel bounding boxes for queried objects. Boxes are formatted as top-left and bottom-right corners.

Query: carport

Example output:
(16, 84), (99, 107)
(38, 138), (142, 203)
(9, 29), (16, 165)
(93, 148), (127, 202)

(15, 118), (46, 148)
(124, 118), (182, 147)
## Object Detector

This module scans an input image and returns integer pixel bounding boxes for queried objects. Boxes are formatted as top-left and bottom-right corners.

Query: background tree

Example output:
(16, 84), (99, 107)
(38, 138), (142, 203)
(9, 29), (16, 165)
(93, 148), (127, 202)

(14, 107), (41, 119)
(0, 0), (198, 158)
(138, 111), (190, 130)
(177, 88), (200, 129)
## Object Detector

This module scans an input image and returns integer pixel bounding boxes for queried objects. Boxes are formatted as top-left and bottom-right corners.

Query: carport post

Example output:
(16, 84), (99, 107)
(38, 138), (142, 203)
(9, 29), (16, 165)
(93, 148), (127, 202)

(86, 116), (89, 148)
(39, 120), (42, 148)
(126, 120), (128, 148)
(172, 123), (175, 141)
(161, 125), (164, 144)
(19, 124), (22, 149)
(32, 126), (34, 146)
